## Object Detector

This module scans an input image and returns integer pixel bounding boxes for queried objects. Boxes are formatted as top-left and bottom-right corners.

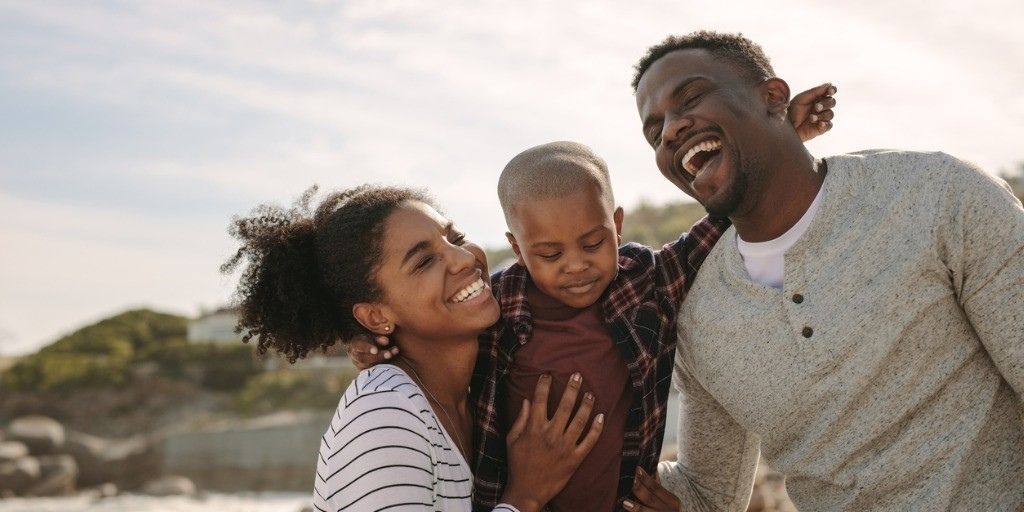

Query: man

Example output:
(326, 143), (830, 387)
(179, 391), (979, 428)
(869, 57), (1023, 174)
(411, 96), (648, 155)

(629, 31), (1024, 511)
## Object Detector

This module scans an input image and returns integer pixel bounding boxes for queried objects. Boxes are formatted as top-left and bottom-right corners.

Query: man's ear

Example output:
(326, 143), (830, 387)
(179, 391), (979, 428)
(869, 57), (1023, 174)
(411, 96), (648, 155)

(761, 78), (791, 119)
(352, 302), (396, 336)
(505, 231), (526, 266)
(613, 206), (624, 244)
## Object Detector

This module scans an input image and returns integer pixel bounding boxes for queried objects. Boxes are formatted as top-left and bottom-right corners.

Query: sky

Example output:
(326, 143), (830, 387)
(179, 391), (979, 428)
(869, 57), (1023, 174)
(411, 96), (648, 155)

(1, 0), (1022, 356)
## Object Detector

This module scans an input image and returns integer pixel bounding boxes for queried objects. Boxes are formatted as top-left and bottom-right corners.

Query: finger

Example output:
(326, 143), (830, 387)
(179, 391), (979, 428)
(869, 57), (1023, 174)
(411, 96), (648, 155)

(573, 412), (604, 458)
(812, 96), (837, 113)
(791, 82), (834, 106)
(808, 110), (834, 124)
(565, 391), (595, 439)
(506, 399), (530, 443)
(551, 372), (583, 429)
(636, 468), (677, 508)
(387, 346), (400, 357)
(622, 499), (653, 511)
(530, 374), (552, 427)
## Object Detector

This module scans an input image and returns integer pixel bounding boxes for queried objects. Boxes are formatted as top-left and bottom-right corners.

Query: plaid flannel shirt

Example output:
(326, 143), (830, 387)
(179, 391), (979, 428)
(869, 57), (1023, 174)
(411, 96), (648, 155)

(469, 215), (729, 511)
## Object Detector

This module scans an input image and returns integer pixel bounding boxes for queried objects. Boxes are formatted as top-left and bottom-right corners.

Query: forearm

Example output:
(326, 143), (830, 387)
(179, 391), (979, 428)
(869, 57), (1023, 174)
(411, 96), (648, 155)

(659, 355), (759, 511)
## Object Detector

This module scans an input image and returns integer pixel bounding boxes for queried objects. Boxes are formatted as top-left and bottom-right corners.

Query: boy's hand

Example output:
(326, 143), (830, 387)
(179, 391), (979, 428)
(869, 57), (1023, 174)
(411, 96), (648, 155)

(623, 467), (681, 511)
(789, 82), (837, 142)
(343, 334), (399, 370)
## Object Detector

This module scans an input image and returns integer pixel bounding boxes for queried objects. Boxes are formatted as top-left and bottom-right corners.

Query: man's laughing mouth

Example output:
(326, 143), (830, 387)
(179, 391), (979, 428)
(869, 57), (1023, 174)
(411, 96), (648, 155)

(675, 135), (723, 181)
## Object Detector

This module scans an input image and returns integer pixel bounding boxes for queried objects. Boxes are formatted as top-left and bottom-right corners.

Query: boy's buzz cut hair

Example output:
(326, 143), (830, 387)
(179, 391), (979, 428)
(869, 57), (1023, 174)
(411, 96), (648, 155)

(631, 31), (775, 91)
(497, 141), (614, 224)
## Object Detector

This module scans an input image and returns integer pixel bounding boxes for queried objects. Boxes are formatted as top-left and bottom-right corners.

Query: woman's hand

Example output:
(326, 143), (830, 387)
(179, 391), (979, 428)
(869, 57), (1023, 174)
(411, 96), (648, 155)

(342, 333), (399, 370)
(623, 467), (681, 511)
(500, 373), (605, 512)
(789, 82), (837, 142)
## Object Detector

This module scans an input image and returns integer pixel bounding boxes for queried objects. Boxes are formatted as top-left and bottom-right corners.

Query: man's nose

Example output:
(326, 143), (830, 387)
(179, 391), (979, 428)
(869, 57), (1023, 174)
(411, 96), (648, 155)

(662, 114), (693, 148)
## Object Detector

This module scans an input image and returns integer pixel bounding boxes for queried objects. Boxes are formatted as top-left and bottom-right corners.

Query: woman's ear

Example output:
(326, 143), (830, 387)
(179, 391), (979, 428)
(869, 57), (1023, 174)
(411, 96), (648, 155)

(352, 303), (396, 336)
(613, 206), (624, 243)
(761, 77), (791, 119)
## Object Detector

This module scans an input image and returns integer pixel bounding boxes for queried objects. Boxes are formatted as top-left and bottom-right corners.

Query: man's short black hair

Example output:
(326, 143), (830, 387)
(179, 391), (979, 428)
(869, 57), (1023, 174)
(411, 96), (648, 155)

(631, 31), (775, 91)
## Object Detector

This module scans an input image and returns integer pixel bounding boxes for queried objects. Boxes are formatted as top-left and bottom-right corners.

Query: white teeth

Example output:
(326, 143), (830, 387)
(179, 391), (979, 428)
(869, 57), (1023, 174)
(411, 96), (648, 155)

(681, 139), (722, 176)
(452, 278), (485, 303)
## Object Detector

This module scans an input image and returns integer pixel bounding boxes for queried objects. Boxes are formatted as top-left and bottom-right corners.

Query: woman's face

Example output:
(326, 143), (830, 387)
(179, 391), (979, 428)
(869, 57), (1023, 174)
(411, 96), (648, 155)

(372, 200), (499, 340)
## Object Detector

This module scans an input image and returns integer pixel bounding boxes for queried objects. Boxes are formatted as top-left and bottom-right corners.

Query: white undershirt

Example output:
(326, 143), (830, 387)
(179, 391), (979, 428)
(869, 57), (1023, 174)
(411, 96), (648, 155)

(736, 184), (825, 289)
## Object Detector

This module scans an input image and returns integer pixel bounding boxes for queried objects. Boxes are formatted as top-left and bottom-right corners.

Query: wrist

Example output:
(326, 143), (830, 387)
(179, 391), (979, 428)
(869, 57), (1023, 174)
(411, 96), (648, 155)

(500, 488), (542, 512)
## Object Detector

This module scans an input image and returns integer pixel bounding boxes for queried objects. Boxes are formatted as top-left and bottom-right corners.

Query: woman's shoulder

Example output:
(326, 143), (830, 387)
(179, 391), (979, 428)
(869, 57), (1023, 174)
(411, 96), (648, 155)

(331, 364), (431, 430)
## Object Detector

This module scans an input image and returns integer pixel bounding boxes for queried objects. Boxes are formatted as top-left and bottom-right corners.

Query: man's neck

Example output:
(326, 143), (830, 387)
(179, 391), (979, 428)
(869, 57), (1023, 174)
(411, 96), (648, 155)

(732, 148), (826, 243)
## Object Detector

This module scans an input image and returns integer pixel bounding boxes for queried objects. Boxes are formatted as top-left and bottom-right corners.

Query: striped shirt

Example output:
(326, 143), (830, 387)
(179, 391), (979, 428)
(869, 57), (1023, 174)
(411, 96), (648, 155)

(314, 364), (520, 512)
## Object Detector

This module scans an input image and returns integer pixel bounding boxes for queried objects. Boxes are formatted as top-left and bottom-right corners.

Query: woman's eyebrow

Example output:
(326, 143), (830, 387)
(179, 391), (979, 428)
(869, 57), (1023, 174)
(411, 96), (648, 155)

(401, 240), (431, 267)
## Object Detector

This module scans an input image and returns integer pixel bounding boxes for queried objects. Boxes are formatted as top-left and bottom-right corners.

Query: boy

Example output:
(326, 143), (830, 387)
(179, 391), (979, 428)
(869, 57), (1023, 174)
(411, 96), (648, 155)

(471, 141), (726, 511)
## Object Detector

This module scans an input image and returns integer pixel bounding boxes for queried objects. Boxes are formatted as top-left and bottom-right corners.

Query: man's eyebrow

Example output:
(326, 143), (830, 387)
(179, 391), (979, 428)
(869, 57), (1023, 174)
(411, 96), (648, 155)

(642, 76), (707, 130)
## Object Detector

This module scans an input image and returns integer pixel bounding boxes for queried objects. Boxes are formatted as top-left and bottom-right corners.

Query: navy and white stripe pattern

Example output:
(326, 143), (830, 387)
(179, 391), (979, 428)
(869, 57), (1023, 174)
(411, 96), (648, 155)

(313, 364), (520, 512)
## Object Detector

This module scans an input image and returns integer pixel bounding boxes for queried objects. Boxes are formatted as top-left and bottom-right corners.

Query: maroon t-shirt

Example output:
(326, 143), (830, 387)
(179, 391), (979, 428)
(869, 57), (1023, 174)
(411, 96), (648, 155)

(501, 296), (634, 512)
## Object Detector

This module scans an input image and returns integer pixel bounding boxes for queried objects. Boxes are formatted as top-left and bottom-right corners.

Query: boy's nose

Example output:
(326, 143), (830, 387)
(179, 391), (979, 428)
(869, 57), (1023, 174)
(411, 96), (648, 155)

(564, 256), (589, 274)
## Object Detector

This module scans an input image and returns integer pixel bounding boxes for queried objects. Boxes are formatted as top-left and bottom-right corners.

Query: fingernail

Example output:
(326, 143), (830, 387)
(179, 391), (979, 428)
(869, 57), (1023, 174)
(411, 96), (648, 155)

(541, 374), (551, 381)
(596, 413), (605, 424)
(623, 500), (635, 510)
(828, 85), (837, 95)
(571, 372), (581, 382)
(810, 114), (818, 122)
(584, 392), (594, 401)
(383, 351), (391, 359)
(815, 102), (823, 112)
(369, 347), (378, 355)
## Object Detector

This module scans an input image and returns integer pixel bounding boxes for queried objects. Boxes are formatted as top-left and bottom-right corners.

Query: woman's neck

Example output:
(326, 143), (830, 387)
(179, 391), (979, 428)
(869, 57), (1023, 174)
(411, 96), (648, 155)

(392, 333), (478, 409)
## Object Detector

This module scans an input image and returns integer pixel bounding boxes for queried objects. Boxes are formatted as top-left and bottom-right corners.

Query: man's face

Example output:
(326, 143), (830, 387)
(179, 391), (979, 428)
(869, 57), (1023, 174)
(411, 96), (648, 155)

(506, 186), (623, 309)
(635, 49), (774, 217)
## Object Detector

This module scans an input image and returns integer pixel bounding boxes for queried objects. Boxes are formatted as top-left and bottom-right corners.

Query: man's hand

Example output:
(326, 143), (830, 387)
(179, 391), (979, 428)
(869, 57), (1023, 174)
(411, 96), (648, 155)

(789, 82), (837, 142)
(623, 467), (681, 511)
(343, 333), (399, 370)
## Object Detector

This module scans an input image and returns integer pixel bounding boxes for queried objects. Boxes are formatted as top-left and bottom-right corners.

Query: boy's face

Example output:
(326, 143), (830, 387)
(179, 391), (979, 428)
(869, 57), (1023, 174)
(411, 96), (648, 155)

(506, 185), (623, 309)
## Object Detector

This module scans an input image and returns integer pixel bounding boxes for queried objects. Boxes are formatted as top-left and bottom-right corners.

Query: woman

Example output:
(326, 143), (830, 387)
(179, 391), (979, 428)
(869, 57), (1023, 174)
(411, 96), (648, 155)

(223, 185), (602, 511)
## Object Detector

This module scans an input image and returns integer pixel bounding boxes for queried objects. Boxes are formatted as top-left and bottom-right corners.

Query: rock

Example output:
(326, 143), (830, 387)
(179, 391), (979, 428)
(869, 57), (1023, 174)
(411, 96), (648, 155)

(0, 456), (41, 494)
(0, 441), (29, 462)
(8, 416), (65, 455)
(25, 455), (77, 496)
(61, 430), (160, 489)
(142, 475), (196, 497)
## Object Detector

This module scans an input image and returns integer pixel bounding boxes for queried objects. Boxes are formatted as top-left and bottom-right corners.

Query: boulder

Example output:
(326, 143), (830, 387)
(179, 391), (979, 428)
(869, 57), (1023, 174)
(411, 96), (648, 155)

(142, 475), (196, 496)
(8, 416), (65, 455)
(25, 454), (77, 496)
(0, 441), (29, 462)
(0, 456), (41, 494)
(61, 430), (160, 489)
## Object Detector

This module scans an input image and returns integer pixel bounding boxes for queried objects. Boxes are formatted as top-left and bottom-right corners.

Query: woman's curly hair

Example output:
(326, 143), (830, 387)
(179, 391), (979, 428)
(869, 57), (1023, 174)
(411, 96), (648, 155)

(221, 185), (433, 363)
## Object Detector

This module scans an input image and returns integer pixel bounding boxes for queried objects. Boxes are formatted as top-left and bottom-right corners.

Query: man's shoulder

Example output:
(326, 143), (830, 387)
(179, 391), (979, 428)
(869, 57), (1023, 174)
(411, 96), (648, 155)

(832, 149), (986, 186)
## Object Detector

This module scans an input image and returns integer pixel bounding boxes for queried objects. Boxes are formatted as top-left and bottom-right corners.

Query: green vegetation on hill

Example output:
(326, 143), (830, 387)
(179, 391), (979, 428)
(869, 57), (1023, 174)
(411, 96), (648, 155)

(2, 309), (259, 392)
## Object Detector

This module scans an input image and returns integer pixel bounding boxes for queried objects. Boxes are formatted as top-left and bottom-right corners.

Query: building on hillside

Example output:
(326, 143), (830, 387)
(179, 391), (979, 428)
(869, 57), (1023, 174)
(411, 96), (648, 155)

(188, 307), (243, 344)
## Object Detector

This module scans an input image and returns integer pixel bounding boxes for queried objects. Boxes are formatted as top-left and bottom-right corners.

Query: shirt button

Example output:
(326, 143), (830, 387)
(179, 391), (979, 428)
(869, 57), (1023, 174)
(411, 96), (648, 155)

(792, 293), (804, 304)
(802, 326), (814, 338)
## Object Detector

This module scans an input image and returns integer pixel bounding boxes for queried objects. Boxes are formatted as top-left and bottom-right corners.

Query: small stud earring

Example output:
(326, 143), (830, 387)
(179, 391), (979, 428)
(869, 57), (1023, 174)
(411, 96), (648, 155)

(383, 325), (391, 333)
